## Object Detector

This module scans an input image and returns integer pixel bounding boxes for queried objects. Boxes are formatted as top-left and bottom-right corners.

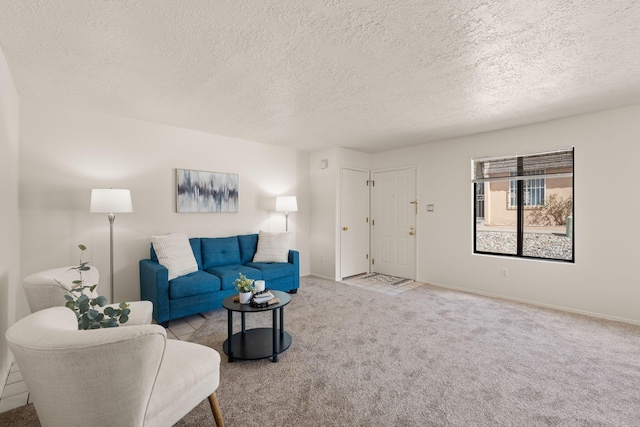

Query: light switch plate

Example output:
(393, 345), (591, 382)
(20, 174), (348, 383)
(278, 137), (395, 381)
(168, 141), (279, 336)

(426, 204), (434, 212)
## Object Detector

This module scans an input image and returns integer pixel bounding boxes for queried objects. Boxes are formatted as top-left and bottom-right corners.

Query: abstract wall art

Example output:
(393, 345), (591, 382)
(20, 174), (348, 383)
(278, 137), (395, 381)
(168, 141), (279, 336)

(176, 168), (239, 213)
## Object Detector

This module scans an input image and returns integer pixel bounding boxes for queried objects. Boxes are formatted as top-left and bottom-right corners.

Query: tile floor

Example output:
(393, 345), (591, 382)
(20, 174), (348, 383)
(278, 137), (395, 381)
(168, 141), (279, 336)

(0, 314), (207, 414)
(0, 276), (421, 414)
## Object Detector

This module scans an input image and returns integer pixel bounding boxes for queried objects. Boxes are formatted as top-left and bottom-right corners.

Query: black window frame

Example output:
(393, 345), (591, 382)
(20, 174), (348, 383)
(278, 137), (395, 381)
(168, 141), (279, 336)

(472, 148), (575, 263)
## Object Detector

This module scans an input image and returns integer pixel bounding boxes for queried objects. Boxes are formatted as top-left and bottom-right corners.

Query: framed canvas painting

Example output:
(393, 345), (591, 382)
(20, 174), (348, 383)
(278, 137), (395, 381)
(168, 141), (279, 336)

(176, 168), (239, 213)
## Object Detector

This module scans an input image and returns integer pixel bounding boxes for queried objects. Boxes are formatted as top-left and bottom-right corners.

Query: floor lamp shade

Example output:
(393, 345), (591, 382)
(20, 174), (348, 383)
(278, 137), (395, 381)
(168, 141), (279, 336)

(276, 196), (297, 232)
(90, 189), (133, 213)
(90, 189), (132, 304)
(276, 196), (298, 214)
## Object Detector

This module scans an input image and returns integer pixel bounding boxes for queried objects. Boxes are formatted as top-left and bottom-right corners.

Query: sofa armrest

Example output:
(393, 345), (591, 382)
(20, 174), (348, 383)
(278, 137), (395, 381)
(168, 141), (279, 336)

(288, 250), (300, 289)
(139, 260), (170, 324)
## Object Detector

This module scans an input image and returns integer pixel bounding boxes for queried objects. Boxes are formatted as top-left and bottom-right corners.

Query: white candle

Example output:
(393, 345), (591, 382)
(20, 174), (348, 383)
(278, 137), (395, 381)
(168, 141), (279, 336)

(254, 280), (265, 292)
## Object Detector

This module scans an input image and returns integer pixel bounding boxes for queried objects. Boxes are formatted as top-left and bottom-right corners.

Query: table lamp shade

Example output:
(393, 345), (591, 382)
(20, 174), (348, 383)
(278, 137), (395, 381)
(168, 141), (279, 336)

(276, 196), (298, 213)
(90, 189), (133, 213)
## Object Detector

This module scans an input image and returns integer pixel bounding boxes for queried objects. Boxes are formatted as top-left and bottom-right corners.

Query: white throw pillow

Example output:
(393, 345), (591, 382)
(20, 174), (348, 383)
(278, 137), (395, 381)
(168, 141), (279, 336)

(151, 232), (198, 280)
(252, 231), (291, 263)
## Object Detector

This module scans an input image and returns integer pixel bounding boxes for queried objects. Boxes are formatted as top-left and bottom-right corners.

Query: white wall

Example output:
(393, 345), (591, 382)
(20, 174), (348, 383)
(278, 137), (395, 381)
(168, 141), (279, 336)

(372, 104), (640, 324)
(19, 100), (310, 304)
(309, 148), (338, 279)
(0, 45), (20, 383)
(309, 147), (371, 280)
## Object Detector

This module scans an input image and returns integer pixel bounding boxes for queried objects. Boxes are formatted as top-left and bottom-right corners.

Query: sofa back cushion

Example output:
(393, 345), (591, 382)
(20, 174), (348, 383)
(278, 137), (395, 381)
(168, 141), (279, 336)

(202, 236), (241, 269)
(238, 234), (259, 264)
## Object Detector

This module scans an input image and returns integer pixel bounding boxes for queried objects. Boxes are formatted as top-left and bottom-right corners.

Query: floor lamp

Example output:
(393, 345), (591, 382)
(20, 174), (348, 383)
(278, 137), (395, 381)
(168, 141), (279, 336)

(276, 196), (297, 232)
(90, 189), (133, 303)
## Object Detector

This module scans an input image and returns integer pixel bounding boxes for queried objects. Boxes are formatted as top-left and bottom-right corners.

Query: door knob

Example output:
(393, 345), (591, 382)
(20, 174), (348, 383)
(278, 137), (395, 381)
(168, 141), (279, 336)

(343, 227), (349, 231)
(409, 231), (415, 235)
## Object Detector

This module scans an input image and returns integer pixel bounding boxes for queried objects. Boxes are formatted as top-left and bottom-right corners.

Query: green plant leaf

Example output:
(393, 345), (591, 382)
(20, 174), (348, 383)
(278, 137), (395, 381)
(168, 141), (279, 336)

(78, 244), (86, 251)
(95, 296), (107, 307)
(120, 315), (129, 324)
(119, 301), (129, 309)
(78, 317), (89, 330)
(103, 306), (114, 316)
(87, 309), (99, 320)
(78, 301), (90, 314)
(102, 319), (118, 328)
(89, 284), (97, 292)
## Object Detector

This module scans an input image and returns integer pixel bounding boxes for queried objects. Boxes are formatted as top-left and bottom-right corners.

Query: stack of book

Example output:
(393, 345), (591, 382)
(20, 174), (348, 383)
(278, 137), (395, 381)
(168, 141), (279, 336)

(252, 290), (274, 303)
(250, 289), (279, 307)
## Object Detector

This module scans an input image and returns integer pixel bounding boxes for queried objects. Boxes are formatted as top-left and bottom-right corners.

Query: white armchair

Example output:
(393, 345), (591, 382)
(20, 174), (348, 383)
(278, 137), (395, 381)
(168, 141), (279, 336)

(22, 266), (153, 326)
(6, 306), (224, 427)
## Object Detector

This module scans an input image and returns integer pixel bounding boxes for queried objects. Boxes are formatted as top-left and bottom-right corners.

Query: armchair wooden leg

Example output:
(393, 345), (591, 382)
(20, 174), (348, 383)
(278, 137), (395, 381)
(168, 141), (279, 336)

(208, 392), (225, 427)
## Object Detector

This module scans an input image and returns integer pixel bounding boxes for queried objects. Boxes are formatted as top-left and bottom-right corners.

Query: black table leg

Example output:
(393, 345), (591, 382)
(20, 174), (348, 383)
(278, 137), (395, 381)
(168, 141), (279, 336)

(280, 306), (285, 342)
(241, 312), (246, 334)
(272, 308), (278, 362)
(227, 309), (234, 362)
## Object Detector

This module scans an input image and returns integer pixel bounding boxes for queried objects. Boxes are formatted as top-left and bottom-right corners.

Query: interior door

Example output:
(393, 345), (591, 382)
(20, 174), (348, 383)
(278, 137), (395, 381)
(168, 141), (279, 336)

(371, 168), (416, 279)
(340, 168), (370, 279)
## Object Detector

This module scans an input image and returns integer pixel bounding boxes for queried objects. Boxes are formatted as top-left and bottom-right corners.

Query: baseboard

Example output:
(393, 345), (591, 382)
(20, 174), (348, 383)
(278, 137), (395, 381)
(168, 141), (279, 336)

(306, 273), (337, 281)
(426, 281), (640, 327)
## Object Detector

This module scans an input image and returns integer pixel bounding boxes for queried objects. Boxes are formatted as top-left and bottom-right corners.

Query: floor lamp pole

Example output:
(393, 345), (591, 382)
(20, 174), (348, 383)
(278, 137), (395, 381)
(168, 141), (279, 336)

(285, 212), (289, 232)
(108, 213), (115, 303)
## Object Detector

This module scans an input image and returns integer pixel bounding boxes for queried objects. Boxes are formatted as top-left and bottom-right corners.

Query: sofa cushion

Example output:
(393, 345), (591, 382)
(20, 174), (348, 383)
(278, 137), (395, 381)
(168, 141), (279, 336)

(151, 238), (202, 270)
(238, 234), (259, 264)
(205, 265), (262, 290)
(169, 271), (221, 299)
(202, 237), (241, 270)
(151, 233), (199, 280)
(252, 231), (291, 263)
(244, 262), (296, 281)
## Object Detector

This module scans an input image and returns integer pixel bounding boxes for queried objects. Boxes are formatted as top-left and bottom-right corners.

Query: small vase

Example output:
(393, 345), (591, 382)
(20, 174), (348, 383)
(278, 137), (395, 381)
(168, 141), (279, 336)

(239, 291), (252, 304)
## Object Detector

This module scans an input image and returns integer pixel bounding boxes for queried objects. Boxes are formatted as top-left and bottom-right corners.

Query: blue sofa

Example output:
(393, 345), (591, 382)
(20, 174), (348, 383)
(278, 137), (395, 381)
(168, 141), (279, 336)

(140, 233), (299, 325)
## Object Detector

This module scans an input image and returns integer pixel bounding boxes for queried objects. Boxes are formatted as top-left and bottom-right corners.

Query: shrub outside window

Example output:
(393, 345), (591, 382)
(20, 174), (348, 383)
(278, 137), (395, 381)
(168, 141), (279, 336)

(472, 148), (574, 262)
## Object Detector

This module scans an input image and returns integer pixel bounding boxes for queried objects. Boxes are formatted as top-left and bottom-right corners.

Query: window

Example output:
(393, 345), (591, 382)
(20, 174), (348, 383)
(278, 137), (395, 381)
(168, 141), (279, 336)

(472, 148), (574, 262)
(509, 171), (545, 207)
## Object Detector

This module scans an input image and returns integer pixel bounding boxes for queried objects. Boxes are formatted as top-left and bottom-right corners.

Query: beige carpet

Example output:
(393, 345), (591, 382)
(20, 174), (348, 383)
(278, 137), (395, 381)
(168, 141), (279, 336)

(4, 276), (640, 426)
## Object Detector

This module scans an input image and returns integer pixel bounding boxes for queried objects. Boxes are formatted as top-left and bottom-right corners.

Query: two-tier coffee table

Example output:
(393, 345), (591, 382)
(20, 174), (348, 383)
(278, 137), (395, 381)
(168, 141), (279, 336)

(222, 290), (292, 363)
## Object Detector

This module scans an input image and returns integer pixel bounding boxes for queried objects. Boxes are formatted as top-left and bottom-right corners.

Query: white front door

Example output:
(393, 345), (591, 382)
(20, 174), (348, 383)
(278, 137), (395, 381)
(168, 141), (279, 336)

(340, 168), (370, 279)
(371, 168), (416, 279)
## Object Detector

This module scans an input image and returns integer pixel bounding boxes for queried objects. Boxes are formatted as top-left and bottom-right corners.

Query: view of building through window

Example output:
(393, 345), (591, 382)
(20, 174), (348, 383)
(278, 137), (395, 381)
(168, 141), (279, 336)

(473, 149), (574, 262)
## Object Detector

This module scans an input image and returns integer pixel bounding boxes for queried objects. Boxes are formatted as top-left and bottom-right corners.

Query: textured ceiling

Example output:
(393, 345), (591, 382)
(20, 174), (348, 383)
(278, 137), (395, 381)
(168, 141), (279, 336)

(1, 1), (639, 153)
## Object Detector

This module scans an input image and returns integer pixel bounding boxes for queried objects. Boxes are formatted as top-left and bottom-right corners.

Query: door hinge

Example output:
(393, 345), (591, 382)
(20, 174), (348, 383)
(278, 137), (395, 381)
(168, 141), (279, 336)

(367, 180), (375, 187)
(372, 219), (375, 226)
(372, 258), (375, 265)
(366, 217), (369, 223)
(366, 254), (369, 260)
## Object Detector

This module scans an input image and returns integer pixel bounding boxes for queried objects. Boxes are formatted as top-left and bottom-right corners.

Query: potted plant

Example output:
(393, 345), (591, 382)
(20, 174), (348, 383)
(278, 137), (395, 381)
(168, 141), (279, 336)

(63, 244), (130, 329)
(234, 273), (254, 304)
